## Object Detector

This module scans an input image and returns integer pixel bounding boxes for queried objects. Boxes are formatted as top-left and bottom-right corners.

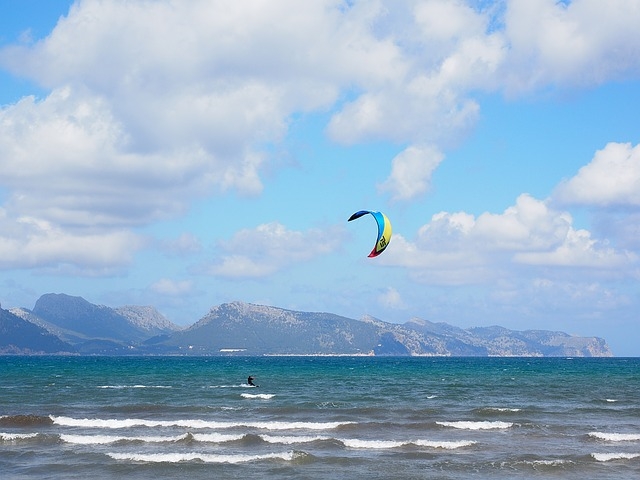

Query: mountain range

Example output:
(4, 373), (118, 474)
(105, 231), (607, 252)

(0, 293), (613, 356)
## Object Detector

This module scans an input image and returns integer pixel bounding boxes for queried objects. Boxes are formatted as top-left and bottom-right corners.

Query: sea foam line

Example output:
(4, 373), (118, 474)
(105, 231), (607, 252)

(339, 438), (476, 450)
(61, 433), (190, 445)
(481, 407), (521, 412)
(0, 432), (39, 441)
(107, 450), (300, 464)
(51, 416), (353, 430)
(591, 452), (640, 462)
(241, 393), (275, 400)
(589, 432), (640, 442)
(97, 385), (172, 389)
(437, 421), (513, 430)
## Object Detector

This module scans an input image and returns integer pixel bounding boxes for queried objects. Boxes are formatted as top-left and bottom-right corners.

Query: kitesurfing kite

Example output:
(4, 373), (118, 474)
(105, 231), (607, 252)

(348, 210), (392, 258)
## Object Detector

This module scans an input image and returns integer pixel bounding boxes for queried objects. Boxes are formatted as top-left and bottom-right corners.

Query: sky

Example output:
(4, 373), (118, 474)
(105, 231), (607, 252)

(1, 0), (639, 356)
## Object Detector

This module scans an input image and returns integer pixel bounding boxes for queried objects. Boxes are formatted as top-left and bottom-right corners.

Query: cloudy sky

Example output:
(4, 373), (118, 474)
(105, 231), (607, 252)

(1, 0), (639, 355)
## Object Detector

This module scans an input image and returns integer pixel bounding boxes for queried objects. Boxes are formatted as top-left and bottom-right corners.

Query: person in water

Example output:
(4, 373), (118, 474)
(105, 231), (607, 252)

(247, 376), (258, 387)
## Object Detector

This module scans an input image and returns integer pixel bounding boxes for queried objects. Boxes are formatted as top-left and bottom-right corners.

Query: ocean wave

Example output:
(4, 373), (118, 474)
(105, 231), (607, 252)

(261, 434), (332, 444)
(482, 407), (521, 412)
(51, 415), (354, 431)
(209, 384), (256, 389)
(61, 433), (192, 445)
(437, 421), (513, 430)
(191, 432), (247, 443)
(475, 407), (522, 415)
(107, 450), (303, 464)
(0, 432), (40, 442)
(340, 438), (476, 450)
(514, 458), (575, 469)
(413, 439), (477, 449)
(241, 393), (275, 400)
(588, 432), (640, 442)
(97, 385), (172, 389)
(591, 452), (640, 462)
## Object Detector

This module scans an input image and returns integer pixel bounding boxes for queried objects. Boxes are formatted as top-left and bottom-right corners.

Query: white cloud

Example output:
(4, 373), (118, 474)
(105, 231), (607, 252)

(1, 0), (640, 271)
(382, 194), (637, 284)
(207, 222), (343, 278)
(379, 145), (444, 200)
(514, 227), (635, 268)
(554, 142), (640, 207)
(0, 215), (143, 271)
(502, 0), (640, 93)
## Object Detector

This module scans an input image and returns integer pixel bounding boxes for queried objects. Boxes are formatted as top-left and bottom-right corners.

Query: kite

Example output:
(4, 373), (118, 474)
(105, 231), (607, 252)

(348, 210), (392, 258)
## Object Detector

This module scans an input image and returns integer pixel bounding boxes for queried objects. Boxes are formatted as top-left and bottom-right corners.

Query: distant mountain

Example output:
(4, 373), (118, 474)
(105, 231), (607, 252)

(150, 301), (381, 355)
(1, 295), (613, 356)
(20, 294), (178, 354)
(146, 301), (613, 357)
(0, 308), (74, 354)
(114, 305), (181, 335)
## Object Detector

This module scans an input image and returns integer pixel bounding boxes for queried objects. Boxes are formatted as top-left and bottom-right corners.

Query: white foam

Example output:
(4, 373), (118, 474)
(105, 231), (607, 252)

(108, 450), (299, 464)
(515, 459), (575, 468)
(591, 452), (640, 462)
(589, 432), (640, 442)
(341, 439), (406, 449)
(413, 439), (476, 449)
(0, 432), (38, 441)
(192, 433), (245, 443)
(97, 385), (171, 389)
(241, 393), (275, 400)
(261, 434), (331, 444)
(437, 421), (513, 430)
(340, 438), (476, 450)
(51, 415), (353, 431)
(61, 433), (189, 445)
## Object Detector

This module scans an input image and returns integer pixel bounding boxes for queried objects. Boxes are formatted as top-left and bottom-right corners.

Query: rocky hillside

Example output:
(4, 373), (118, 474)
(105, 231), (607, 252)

(1, 295), (613, 356)
(114, 305), (181, 334)
(147, 301), (613, 357)
(0, 308), (75, 354)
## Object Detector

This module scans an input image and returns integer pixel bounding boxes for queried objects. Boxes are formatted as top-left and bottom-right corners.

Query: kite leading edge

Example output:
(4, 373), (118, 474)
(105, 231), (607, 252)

(348, 210), (392, 258)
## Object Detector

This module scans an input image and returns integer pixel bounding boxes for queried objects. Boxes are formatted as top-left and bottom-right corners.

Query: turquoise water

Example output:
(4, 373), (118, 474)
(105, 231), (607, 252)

(1, 356), (639, 479)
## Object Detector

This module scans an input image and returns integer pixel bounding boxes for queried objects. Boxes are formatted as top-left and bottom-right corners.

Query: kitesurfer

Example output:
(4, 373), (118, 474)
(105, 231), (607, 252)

(247, 376), (258, 387)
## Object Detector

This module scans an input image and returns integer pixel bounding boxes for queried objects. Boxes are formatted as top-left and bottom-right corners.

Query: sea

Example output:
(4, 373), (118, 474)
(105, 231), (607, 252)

(1, 356), (639, 479)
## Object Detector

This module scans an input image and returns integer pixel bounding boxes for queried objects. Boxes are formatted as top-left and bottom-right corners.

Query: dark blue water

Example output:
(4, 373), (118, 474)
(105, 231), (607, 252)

(1, 356), (639, 479)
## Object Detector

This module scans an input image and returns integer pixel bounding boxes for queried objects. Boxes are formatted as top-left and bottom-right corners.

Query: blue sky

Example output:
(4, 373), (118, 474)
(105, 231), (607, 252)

(1, 0), (639, 355)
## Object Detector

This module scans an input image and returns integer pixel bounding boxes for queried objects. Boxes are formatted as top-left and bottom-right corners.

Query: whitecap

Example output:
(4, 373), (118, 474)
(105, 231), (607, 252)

(61, 433), (189, 445)
(97, 385), (171, 389)
(589, 432), (640, 442)
(261, 434), (331, 444)
(484, 407), (521, 412)
(108, 450), (300, 464)
(437, 421), (513, 430)
(341, 439), (406, 449)
(591, 452), (640, 462)
(0, 432), (38, 441)
(413, 439), (476, 449)
(51, 415), (354, 431)
(241, 393), (275, 400)
(192, 433), (245, 443)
